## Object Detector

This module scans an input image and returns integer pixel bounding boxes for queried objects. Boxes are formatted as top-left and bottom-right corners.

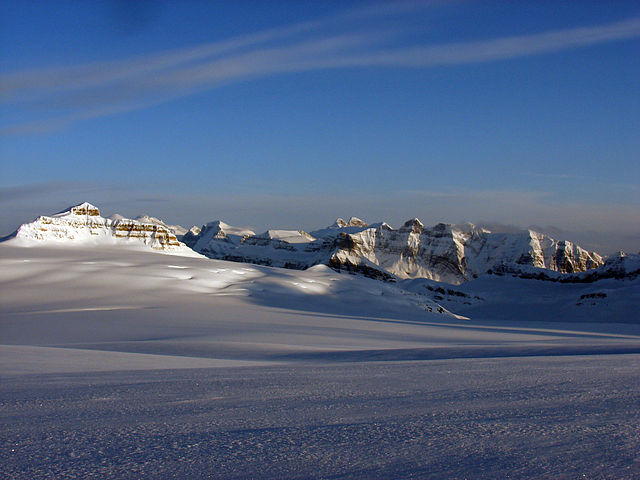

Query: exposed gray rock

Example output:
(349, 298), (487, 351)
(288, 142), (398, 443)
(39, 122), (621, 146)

(187, 217), (604, 284)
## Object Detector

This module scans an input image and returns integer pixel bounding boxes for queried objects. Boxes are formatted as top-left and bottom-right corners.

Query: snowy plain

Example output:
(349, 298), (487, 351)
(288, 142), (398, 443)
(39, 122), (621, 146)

(1, 241), (639, 478)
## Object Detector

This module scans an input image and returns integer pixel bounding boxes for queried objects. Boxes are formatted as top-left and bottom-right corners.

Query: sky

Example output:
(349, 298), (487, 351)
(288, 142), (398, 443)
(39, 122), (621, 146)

(1, 0), (639, 254)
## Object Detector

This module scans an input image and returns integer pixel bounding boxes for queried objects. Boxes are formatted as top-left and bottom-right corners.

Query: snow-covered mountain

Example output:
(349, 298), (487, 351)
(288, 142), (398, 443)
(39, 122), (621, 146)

(400, 252), (640, 323)
(187, 216), (604, 284)
(593, 251), (640, 280)
(3, 202), (193, 253)
(182, 220), (256, 258)
(2, 203), (608, 283)
(329, 219), (604, 283)
(487, 251), (639, 283)
(133, 214), (188, 238)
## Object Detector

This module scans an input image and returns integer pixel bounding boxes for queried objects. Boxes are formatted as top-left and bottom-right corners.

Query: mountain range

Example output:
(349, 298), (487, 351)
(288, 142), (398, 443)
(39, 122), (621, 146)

(5, 202), (636, 286)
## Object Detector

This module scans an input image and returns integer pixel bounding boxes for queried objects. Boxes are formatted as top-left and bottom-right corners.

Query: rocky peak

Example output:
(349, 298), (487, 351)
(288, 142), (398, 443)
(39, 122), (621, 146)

(184, 220), (256, 253)
(426, 222), (455, 238)
(201, 221), (226, 239)
(135, 215), (167, 227)
(194, 221), (255, 241)
(399, 218), (424, 234)
(5, 202), (187, 252)
(334, 217), (368, 228)
(334, 218), (348, 228)
(254, 230), (315, 243)
(454, 222), (483, 236)
(181, 226), (202, 248)
(58, 202), (101, 217)
(206, 220), (227, 229)
(347, 217), (368, 228)
(601, 252), (638, 276)
(551, 240), (603, 273)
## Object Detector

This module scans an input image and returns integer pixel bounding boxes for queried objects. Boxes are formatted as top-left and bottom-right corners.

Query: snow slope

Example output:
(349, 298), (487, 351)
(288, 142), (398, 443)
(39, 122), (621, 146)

(3, 356), (639, 479)
(398, 253), (640, 323)
(1, 241), (638, 377)
(1, 231), (639, 478)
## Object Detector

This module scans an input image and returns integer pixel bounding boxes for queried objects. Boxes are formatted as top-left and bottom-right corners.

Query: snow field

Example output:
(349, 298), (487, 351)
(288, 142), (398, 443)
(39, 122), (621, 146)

(1, 242), (639, 478)
(1, 356), (639, 479)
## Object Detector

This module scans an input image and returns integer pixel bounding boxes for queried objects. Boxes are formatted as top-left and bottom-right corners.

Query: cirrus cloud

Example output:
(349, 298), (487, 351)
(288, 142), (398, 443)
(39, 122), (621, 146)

(2, 7), (639, 135)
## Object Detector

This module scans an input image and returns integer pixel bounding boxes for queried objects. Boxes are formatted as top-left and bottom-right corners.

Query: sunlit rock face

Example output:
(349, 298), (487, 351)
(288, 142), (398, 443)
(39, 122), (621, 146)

(186, 216), (604, 284)
(322, 221), (602, 284)
(7, 202), (185, 251)
(11, 202), (112, 241)
(565, 251), (638, 282)
(111, 219), (182, 249)
(334, 216), (368, 228)
(69, 202), (101, 217)
(551, 240), (604, 273)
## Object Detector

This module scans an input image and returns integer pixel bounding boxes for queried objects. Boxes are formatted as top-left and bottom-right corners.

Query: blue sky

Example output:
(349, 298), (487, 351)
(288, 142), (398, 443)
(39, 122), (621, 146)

(1, 1), (639, 253)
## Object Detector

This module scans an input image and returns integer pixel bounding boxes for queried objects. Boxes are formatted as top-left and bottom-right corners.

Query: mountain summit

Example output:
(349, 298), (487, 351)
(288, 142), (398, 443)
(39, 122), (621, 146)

(4, 202), (190, 252)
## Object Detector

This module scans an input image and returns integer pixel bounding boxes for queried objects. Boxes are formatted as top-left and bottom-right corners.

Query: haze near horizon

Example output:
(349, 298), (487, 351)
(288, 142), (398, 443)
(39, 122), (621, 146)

(1, 1), (638, 254)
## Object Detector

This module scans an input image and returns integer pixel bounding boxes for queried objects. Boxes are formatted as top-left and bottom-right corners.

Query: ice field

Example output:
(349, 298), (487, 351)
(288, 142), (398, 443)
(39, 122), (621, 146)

(1, 243), (639, 478)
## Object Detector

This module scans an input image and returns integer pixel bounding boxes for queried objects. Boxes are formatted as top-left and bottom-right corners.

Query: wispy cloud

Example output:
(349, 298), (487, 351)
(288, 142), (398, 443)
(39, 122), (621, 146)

(338, 17), (640, 67)
(2, 8), (639, 135)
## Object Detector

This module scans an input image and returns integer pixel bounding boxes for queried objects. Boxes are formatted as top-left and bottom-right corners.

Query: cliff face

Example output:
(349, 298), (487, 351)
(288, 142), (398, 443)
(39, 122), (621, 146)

(111, 219), (182, 249)
(7, 202), (186, 252)
(187, 216), (604, 284)
(321, 220), (603, 284)
(489, 251), (639, 283)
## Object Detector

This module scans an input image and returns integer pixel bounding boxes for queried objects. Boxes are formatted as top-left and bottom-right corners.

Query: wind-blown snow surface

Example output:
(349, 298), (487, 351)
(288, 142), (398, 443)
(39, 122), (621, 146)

(1, 242), (639, 478)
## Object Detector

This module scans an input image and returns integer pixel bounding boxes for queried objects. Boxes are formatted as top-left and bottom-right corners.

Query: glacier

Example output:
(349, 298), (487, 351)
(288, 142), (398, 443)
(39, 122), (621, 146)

(1, 202), (638, 479)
